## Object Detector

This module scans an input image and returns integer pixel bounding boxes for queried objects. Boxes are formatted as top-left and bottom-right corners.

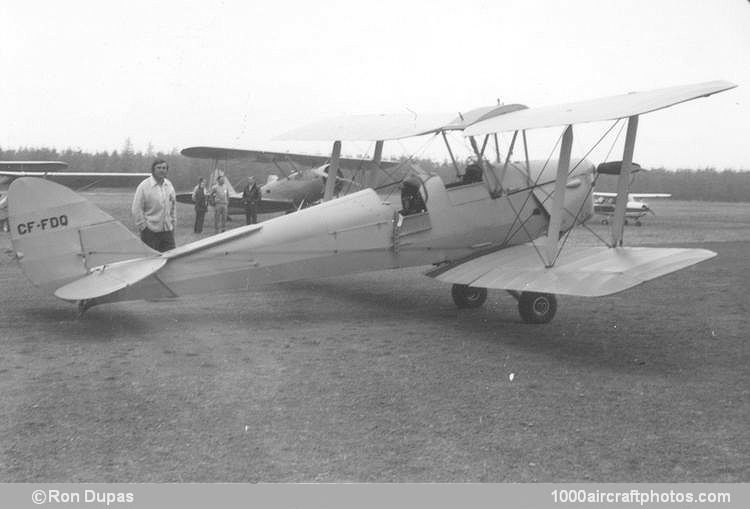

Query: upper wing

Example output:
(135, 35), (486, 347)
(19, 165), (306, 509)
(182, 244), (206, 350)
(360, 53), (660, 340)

(181, 146), (398, 171)
(0, 161), (69, 171)
(465, 80), (737, 135)
(0, 171), (149, 178)
(272, 104), (527, 141)
(0, 170), (149, 188)
(427, 244), (715, 297)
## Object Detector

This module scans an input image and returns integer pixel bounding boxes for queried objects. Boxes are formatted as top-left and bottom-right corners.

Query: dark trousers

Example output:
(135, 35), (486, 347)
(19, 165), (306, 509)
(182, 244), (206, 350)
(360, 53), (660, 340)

(194, 208), (206, 233)
(245, 206), (258, 225)
(140, 228), (176, 252)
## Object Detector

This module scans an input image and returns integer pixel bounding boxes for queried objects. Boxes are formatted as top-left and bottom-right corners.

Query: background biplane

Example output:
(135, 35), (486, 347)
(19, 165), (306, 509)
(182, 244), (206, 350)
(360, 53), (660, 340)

(0, 161), (148, 232)
(5, 80), (737, 322)
(176, 146), (399, 214)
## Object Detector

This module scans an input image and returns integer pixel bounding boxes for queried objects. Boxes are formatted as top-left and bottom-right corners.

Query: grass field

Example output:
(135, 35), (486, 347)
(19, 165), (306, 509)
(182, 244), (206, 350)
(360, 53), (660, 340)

(0, 193), (748, 482)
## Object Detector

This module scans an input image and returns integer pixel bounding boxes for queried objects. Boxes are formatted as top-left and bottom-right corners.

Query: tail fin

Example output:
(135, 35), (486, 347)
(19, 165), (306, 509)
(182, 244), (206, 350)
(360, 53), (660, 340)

(8, 177), (157, 291)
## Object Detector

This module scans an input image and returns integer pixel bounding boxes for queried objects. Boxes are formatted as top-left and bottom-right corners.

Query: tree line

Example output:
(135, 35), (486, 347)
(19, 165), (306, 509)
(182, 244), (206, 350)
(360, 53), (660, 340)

(2, 145), (749, 202)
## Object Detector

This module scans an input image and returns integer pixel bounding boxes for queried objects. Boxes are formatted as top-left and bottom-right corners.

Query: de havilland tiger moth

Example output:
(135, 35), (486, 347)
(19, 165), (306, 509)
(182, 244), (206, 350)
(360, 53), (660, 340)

(5, 80), (736, 322)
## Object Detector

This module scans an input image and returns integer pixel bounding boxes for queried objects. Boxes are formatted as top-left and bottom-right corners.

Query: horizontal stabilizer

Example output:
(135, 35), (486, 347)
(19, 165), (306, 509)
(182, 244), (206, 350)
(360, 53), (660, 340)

(54, 223), (264, 301)
(55, 257), (167, 301)
(427, 245), (716, 297)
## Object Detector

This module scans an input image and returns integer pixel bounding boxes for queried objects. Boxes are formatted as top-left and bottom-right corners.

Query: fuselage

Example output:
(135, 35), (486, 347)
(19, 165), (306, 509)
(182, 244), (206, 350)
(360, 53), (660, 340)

(100, 160), (595, 304)
(259, 167), (326, 206)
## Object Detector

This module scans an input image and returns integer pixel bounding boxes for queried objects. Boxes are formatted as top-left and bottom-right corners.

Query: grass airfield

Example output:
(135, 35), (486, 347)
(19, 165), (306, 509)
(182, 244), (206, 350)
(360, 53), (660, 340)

(0, 193), (748, 482)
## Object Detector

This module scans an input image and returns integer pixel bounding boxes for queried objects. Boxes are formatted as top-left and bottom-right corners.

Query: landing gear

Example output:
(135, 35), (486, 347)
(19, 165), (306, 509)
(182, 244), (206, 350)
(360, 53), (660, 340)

(77, 299), (96, 317)
(517, 292), (557, 324)
(450, 286), (557, 323)
(635, 220), (642, 227)
(601, 218), (608, 225)
(451, 284), (487, 309)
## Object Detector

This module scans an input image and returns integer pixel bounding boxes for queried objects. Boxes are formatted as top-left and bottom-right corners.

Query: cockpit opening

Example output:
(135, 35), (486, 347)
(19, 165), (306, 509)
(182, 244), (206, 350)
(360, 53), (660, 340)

(400, 178), (427, 216)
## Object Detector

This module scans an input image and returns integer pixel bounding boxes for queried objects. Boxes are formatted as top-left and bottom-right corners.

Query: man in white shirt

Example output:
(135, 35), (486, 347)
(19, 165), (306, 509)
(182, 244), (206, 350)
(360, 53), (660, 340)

(131, 158), (177, 252)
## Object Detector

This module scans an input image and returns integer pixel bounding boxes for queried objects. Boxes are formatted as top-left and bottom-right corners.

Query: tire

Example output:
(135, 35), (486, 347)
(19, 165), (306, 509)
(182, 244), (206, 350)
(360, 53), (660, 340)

(518, 292), (557, 324)
(451, 284), (488, 309)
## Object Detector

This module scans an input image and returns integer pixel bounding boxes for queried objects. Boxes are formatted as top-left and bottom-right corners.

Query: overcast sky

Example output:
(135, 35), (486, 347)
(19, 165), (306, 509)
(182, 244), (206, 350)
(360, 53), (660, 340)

(1, 0), (748, 169)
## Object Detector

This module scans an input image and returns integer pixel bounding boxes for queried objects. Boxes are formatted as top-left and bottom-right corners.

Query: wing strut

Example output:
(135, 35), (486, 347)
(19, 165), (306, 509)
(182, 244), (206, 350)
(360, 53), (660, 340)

(544, 124), (573, 266)
(366, 140), (384, 188)
(495, 130), (519, 195)
(441, 131), (461, 178)
(470, 135), (503, 195)
(271, 160), (289, 179)
(610, 115), (639, 246)
(519, 129), (535, 188)
(323, 140), (341, 201)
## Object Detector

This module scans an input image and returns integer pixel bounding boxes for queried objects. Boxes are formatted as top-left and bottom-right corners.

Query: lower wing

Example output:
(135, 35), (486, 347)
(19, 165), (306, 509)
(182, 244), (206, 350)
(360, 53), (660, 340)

(426, 244), (715, 297)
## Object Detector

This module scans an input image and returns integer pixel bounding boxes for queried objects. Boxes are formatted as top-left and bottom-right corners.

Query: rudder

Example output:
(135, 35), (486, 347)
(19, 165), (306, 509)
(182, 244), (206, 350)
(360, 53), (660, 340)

(8, 177), (157, 292)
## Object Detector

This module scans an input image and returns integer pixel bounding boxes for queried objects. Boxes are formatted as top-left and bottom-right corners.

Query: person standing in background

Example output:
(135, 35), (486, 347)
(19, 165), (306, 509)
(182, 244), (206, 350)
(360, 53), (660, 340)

(242, 176), (261, 225)
(192, 177), (208, 233)
(211, 174), (230, 233)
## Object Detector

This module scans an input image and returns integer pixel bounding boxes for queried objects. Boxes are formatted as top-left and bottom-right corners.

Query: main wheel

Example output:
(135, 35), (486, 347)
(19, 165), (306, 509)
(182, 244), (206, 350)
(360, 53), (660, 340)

(518, 292), (557, 324)
(451, 284), (488, 309)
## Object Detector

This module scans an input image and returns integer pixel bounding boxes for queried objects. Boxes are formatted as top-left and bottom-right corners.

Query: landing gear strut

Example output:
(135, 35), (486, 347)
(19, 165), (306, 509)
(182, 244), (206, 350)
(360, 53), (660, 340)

(77, 299), (96, 317)
(517, 292), (557, 324)
(451, 284), (487, 309)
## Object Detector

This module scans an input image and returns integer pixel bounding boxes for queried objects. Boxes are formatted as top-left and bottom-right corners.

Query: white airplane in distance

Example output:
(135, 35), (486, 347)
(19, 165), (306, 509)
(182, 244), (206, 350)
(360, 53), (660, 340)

(0, 161), (148, 231)
(593, 191), (672, 226)
(177, 146), (398, 214)
(5, 80), (737, 324)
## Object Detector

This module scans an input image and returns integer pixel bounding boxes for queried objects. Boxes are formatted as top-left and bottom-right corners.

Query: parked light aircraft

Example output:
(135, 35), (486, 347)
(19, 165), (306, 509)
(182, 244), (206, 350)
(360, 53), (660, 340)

(5, 80), (736, 323)
(176, 146), (396, 214)
(0, 161), (148, 231)
(593, 192), (672, 226)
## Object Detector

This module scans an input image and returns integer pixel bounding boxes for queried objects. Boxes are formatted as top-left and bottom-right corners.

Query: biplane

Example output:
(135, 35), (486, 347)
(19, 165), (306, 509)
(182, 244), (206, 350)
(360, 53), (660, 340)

(593, 191), (672, 226)
(5, 80), (736, 322)
(0, 161), (148, 231)
(176, 146), (397, 214)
